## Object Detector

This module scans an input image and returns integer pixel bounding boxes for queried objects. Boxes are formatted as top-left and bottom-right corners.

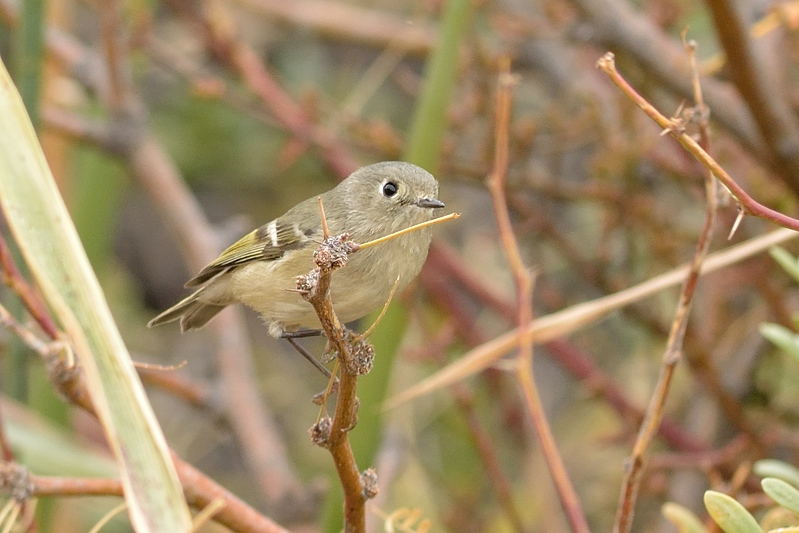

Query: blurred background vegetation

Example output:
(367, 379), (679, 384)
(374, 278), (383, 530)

(3, 0), (799, 531)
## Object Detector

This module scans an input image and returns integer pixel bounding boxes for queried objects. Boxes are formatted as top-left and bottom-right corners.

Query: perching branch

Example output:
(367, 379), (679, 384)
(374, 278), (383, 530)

(299, 232), (369, 533)
(611, 41), (718, 533)
(297, 203), (456, 532)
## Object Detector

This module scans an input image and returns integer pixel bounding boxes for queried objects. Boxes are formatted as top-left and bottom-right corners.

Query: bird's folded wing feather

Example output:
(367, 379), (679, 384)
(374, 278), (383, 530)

(185, 219), (319, 287)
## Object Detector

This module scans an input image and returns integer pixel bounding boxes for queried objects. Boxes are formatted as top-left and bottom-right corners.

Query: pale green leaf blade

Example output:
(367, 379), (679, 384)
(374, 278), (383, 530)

(769, 246), (799, 284)
(754, 459), (799, 487)
(0, 55), (191, 532)
(662, 502), (707, 533)
(704, 490), (762, 533)
(763, 477), (799, 514)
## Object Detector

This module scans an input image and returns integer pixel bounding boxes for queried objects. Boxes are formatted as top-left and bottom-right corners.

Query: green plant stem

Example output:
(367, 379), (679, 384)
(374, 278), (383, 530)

(13, 0), (46, 127)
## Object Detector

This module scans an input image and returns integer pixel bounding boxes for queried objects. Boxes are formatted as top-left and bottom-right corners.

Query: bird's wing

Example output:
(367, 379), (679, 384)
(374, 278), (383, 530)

(185, 219), (319, 287)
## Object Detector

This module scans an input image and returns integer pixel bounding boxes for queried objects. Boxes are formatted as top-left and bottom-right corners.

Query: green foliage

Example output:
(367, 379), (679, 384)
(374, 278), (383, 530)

(0, 55), (191, 532)
(754, 459), (799, 487)
(664, 463), (799, 533)
(404, 0), (472, 174)
(704, 491), (762, 533)
(662, 502), (706, 533)
(12, 0), (46, 126)
(760, 323), (799, 362)
(769, 246), (799, 285)
(761, 247), (799, 361)
(762, 477), (799, 515)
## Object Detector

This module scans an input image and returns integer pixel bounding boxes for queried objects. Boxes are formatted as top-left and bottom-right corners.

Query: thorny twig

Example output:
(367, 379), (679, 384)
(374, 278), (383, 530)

(610, 43), (718, 533)
(596, 52), (799, 233)
(299, 201), (455, 532)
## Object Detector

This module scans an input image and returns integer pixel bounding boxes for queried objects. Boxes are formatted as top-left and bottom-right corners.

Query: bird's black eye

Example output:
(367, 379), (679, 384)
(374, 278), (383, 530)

(382, 181), (398, 197)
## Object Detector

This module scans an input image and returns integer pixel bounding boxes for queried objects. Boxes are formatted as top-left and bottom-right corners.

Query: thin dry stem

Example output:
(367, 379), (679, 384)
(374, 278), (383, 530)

(190, 498), (226, 532)
(0, 233), (59, 339)
(316, 360), (341, 423)
(487, 57), (590, 533)
(356, 213), (459, 251)
(0, 301), (53, 357)
(0, 409), (13, 465)
(571, 0), (765, 156)
(88, 503), (128, 533)
(28, 475), (123, 497)
(704, 0), (799, 195)
(596, 52), (799, 232)
(97, 0), (129, 112)
(300, 207), (367, 532)
(318, 196), (330, 238)
(612, 45), (718, 533)
(0, 502), (21, 532)
(357, 276), (401, 340)
(386, 226), (799, 410)
(232, 0), (435, 56)
(137, 368), (215, 411)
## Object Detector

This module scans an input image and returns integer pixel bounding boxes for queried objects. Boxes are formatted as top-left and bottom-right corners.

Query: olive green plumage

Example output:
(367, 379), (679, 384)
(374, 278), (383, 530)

(148, 161), (444, 337)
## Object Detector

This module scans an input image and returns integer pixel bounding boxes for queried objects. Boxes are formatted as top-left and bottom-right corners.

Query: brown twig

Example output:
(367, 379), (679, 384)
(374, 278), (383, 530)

(299, 232), (367, 532)
(27, 475), (124, 497)
(97, 0), (130, 112)
(486, 57), (590, 533)
(137, 368), (217, 412)
(596, 52), (799, 233)
(611, 44), (718, 533)
(300, 197), (454, 531)
(0, 233), (59, 339)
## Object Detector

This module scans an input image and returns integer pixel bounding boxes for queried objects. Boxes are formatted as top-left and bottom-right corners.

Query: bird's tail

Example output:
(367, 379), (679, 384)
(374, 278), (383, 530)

(148, 289), (226, 332)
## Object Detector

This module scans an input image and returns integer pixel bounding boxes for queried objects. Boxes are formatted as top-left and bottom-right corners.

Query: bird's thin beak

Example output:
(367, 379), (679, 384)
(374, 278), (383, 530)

(417, 197), (445, 209)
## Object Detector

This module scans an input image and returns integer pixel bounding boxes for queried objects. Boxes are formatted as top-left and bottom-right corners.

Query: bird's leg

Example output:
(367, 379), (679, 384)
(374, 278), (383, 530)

(284, 337), (335, 379)
(280, 329), (324, 339)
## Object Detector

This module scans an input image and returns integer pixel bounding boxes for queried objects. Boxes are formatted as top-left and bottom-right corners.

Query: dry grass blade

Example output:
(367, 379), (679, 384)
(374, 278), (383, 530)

(357, 213), (460, 250)
(87, 502), (128, 533)
(385, 227), (799, 409)
(190, 498), (226, 532)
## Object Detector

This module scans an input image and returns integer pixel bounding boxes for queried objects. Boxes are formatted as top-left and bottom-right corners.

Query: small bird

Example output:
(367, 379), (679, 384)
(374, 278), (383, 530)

(148, 161), (444, 337)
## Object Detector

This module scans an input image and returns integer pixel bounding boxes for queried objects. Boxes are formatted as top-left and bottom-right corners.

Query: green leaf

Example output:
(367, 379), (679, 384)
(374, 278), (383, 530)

(760, 323), (799, 361)
(0, 55), (191, 532)
(3, 398), (117, 477)
(662, 502), (707, 533)
(704, 490), (763, 533)
(770, 246), (799, 284)
(754, 459), (799, 487)
(404, 0), (472, 174)
(763, 477), (799, 514)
